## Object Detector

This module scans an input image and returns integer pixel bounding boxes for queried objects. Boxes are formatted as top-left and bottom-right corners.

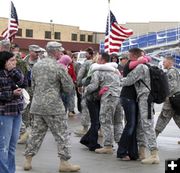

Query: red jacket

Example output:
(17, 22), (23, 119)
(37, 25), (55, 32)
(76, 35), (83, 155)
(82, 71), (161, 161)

(68, 63), (77, 83)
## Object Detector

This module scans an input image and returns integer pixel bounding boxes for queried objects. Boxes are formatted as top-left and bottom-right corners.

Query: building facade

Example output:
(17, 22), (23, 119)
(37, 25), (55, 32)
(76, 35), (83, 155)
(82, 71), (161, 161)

(1, 17), (180, 52)
(0, 17), (104, 52)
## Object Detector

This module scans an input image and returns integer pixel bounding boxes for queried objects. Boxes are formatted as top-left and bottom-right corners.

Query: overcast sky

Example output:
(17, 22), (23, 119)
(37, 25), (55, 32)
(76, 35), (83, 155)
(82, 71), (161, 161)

(0, 0), (180, 32)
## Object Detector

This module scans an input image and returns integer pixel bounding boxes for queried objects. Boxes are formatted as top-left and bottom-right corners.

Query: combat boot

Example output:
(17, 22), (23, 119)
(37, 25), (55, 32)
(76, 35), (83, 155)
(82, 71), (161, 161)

(138, 146), (146, 160)
(74, 126), (88, 136)
(24, 156), (32, 171)
(95, 146), (113, 154)
(18, 132), (29, 144)
(141, 150), (160, 164)
(59, 160), (80, 172)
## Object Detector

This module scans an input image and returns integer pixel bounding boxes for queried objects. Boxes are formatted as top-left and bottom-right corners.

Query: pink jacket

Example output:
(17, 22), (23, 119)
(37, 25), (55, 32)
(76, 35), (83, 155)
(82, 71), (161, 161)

(129, 55), (151, 70)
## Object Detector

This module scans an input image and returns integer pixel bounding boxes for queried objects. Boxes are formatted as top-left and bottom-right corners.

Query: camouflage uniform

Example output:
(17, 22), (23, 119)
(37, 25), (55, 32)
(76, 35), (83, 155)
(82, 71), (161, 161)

(85, 70), (123, 146)
(15, 53), (29, 134)
(16, 53), (28, 75)
(0, 39), (11, 51)
(67, 90), (75, 112)
(155, 67), (180, 134)
(121, 64), (157, 151)
(77, 60), (93, 128)
(25, 55), (74, 160)
(22, 54), (39, 127)
(22, 45), (46, 128)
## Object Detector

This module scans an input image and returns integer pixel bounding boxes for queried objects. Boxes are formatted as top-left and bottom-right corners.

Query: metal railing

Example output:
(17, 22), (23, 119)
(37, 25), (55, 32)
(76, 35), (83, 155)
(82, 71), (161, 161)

(121, 26), (180, 52)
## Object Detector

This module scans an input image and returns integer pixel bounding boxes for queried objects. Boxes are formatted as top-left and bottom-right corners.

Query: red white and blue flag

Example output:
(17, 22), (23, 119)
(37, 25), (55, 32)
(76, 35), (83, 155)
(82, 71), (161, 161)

(104, 11), (133, 54)
(1, 1), (19, 42)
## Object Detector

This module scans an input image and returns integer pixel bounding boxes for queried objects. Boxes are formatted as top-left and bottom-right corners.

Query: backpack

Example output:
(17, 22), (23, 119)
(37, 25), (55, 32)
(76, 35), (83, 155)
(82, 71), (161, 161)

(141, 64), (170, 118)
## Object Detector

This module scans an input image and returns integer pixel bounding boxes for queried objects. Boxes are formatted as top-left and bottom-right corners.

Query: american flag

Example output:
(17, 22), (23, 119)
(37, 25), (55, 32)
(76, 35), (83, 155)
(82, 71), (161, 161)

(104, 11), (133, 54)
(1, 1), (19, 42)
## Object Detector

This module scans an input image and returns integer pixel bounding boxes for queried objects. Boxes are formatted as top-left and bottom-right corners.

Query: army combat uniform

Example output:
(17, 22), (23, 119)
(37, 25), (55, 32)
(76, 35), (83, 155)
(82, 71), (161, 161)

(121, 64), (160, 164)
(85, 70), (123, 149)
(18, 46), (41, 144)
(155, 67), (180, 135)
(24, 42), (80, 172)
(24, 54), (74, 160)
(76, 60), (93, 130)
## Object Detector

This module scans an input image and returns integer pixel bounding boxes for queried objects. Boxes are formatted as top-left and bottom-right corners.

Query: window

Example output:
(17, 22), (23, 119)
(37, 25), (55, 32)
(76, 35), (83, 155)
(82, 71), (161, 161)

(80, 34), (86, 41)
(88, 35), (93, 42)
(17, 28), (22, 37)
(26, 29), (33, 37)
(45, 31), (51, 39)
(54, 32), (61, 40)
(71, 33), (77, 41)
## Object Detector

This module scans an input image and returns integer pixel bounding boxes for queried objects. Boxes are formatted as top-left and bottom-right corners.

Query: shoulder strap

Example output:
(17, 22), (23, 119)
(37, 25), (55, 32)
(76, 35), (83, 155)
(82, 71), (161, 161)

(139, 63), (151, 91)
(140, 79), (151, 91)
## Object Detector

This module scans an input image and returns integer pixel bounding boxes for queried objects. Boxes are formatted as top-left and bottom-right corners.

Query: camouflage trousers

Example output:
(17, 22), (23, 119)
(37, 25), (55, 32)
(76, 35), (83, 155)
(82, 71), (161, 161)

(19, 121), (26, 134)
(100, 96), (124, 146)
(67, 90), (75, 112)
(20, 103), (33, 134)
(24, 114), (71, 161)
(80, 97), (90, 128)
(155, 98), (180, 133)
(137, 94), (157, 151)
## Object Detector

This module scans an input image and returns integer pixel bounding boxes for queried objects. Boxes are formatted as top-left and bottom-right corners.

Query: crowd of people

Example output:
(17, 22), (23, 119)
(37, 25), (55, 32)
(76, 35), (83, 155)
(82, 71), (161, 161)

(0, 39), (179, 173)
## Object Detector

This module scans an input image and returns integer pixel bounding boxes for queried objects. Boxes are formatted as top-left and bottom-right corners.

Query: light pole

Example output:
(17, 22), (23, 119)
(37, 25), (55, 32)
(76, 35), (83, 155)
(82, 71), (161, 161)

(50, 19), (54, 40)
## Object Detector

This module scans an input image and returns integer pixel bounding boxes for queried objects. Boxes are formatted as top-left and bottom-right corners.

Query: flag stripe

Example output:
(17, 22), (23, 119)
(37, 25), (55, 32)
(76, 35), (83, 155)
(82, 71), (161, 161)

(105, 11), (133, 54)
(1, 1), (18, 42)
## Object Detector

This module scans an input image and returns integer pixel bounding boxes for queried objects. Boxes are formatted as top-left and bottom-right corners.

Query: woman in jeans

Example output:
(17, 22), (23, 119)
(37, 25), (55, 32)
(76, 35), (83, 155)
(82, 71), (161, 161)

(117, 59), (139, 160)
(117, 48), (151, 160)
(0, 51), (25, 173)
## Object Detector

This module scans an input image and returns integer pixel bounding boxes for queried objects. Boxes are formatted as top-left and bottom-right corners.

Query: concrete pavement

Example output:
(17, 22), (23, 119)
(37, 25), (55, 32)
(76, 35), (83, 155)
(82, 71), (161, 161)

(16, 106), (180, 173)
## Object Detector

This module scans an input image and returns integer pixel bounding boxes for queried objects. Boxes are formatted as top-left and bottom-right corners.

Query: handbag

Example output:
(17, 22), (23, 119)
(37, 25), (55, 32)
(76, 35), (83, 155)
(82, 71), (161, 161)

(169, 91), (180, 115)
(22, 88), (30, 108)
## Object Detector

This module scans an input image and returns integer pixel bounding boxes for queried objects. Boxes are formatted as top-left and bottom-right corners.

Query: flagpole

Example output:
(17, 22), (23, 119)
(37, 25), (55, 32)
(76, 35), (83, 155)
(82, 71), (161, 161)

(108, 0), (111, 54)
(7, 0), (12, 41)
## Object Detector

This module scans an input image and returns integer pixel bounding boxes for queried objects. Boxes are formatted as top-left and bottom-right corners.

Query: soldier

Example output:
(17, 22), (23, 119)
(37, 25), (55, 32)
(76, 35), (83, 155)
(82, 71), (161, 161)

(84, 53), (123, 154)
(0, 39), (11, 52)
(75, 47), (94, 136)
(11, 43), (28, 76)
(155, 56), (180, 138)
(18, 45), (42, 144)
(120, 48), (160, 164)
(23, 41), (80, 172)
(72, 53), (82, 113)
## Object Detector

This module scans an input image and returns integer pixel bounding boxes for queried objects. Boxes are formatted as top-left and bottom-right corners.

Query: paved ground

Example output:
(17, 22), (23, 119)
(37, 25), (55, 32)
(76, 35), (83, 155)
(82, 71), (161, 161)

(16, 104), (180, 173)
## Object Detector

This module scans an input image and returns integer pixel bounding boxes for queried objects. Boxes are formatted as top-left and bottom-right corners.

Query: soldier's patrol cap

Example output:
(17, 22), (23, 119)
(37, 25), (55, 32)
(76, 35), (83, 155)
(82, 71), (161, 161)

(119, 54), (128, 60)
(46, 41), (64, 52)
(0, 39), (11, 46)
(28, 45), (41, 52)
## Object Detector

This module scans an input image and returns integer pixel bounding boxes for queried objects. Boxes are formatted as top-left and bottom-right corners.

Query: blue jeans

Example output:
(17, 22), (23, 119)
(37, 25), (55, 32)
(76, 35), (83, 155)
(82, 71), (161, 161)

(0, 115), (22, 173)
(117, 97), (138, 160)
